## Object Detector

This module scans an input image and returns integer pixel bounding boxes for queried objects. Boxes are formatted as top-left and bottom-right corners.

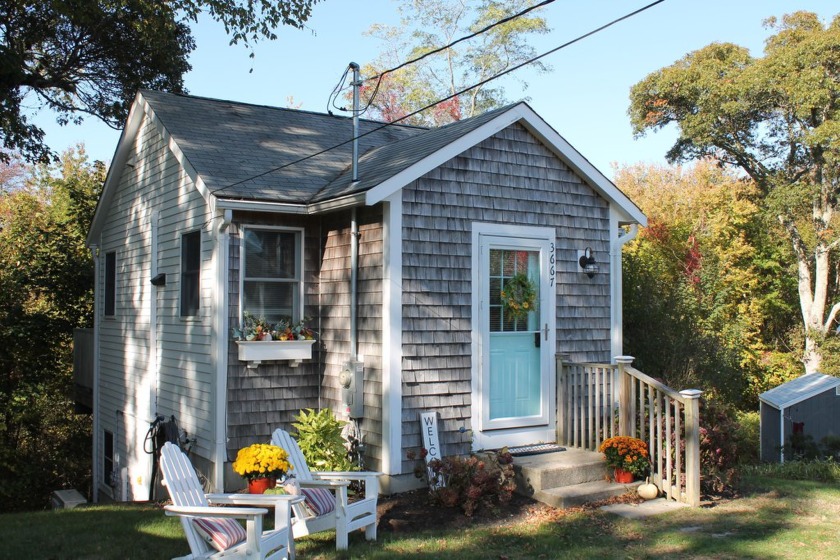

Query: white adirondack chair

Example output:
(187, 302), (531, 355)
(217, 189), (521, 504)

(270, 428), (382, 550)
(159, 442), (304, 560)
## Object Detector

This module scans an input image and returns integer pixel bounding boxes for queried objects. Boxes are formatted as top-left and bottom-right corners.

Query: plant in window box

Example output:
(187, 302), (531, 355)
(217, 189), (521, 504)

(233, 312), (317, 367)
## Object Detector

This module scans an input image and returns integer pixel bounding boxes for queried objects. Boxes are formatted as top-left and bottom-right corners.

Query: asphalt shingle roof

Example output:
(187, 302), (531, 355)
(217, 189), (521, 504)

(760, 372), (840, 409)
(140, 90), (513, 205)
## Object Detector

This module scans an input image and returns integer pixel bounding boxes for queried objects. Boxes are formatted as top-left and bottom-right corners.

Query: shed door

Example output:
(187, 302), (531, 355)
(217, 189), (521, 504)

(474, 228), (554, 446)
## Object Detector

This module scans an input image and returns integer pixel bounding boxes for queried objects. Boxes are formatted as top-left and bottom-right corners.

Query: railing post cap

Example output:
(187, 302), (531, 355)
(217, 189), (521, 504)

(679, 389), (703, 399)
(614, 356), (635, 364)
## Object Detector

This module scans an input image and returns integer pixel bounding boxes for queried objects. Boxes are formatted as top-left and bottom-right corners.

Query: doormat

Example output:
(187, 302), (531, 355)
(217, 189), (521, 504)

(507, 443), (566, 457)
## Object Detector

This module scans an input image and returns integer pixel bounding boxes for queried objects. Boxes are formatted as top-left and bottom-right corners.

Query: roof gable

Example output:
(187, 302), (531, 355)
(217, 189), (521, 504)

(359, 102), (646, 226)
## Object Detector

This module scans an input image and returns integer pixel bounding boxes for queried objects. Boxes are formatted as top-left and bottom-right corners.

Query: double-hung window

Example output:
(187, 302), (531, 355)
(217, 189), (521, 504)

(241, 228), (302, 322)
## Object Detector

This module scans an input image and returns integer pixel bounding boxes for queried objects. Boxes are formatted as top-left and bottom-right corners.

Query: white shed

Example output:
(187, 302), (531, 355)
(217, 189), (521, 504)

(759, 373), (840, 463)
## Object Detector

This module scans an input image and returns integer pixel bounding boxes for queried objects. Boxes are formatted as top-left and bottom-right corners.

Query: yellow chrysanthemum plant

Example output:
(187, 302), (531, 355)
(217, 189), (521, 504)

(232, 443), (293, 482)
(598, 436), (651, 478)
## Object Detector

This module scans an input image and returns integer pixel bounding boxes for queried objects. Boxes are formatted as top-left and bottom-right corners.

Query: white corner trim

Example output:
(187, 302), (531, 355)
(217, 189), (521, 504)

(381, 193), (403, 475)
(213, 209), (231, 492)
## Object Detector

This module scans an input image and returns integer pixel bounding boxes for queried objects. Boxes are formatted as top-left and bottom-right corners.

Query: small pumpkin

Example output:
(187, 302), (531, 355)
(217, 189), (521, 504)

(637, 477), (659, 500)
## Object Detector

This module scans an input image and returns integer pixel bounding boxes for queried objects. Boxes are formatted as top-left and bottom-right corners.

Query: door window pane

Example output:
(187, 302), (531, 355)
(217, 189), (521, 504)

(489, 249), (539, 332)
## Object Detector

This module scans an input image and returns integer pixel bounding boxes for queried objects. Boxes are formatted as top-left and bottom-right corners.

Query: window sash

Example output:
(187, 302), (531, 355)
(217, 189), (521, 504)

(104, 252), (116, 317)
(241, 228), (302, 322)
(180, 231), (201, 317)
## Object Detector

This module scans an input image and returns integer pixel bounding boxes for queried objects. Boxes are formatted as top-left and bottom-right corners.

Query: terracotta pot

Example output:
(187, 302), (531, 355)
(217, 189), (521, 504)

(247, 476), (277, 494)
(613, 467), (634, 483)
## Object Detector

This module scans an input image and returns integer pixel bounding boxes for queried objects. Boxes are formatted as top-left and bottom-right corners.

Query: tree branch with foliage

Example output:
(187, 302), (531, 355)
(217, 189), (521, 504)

(0, 0), (320, 164)
(628, 11), (840, 373)
(356, 0), (550, 127)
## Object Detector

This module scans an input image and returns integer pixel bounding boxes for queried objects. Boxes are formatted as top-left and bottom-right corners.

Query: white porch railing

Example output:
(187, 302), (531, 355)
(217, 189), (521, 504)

(556, 355), (702, 507)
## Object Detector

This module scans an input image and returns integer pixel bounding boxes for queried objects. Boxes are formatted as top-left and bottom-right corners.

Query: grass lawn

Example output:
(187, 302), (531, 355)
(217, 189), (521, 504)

(1, 476), (837, 559)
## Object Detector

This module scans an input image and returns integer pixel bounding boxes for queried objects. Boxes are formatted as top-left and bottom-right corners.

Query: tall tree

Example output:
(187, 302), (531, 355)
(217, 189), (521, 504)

(617, 161), (800, 405)
(628, 11), (840, 373)
(0, 147), (104, 511)
(357, 0), (550, 126)
(0, 0), (320, 164)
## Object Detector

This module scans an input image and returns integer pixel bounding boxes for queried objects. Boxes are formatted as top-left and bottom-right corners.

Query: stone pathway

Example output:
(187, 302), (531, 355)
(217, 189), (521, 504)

(600, 498), (689, 519)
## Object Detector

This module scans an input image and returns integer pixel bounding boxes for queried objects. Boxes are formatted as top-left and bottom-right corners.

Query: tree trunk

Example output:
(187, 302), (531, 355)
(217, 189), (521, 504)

(787, 221), (831, 374)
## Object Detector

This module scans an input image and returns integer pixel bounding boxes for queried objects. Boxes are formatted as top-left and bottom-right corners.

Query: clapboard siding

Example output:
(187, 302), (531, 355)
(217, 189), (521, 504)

(400, 123), (610, 473)
(95, 110), (216, 498)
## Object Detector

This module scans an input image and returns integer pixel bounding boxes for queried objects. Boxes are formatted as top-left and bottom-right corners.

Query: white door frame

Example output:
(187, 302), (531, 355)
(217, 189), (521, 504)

(470, 223), (557, 450)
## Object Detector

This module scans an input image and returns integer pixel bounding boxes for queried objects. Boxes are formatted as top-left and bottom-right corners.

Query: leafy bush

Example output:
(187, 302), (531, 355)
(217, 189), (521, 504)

(291, 408), (355, 472)
(409, 448), (516, 517)
(699, 399), (741, 493)
(733, 410), (760, 465)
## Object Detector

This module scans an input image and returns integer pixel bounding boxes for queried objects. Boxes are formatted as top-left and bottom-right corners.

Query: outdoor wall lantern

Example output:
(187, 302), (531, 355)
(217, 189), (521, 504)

(577, 247), (599, 278)
(150, 273), (167, 286)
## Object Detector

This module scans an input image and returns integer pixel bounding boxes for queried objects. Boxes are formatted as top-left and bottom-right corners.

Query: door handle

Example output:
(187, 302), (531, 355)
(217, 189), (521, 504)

(544, 323), (549, 341)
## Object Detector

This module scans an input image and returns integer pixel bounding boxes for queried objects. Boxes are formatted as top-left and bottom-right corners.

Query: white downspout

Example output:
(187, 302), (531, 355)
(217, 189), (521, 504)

(610, 222), (639, 361)
(90, 244), (101, 502)
(214, 209), (232, 491)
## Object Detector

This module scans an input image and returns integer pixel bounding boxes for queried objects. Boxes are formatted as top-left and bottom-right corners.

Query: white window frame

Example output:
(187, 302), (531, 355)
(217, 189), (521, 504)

(239, 225), (305, 323)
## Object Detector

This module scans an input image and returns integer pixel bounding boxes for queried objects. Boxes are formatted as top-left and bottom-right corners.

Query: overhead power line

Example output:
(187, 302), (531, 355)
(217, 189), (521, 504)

(211, 0), (668, 195)
(330, 0), (556, 115)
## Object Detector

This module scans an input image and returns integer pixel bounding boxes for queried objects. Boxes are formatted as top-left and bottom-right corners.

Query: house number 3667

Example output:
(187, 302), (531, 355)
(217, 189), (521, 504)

(549, 242), (556, 286)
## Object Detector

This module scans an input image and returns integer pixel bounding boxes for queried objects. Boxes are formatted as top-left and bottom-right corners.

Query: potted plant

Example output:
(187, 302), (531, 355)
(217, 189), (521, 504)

(232, 312), (317, 367)
(232, 443), (294, 494)
(598, 436), (650, 483)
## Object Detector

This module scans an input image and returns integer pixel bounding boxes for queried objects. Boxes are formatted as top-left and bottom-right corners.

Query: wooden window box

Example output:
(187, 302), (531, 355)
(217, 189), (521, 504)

(236, 340), (315, 368)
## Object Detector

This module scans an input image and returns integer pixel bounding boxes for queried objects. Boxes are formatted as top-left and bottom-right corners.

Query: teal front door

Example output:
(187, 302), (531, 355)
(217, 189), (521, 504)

(473, 225), (555, 449)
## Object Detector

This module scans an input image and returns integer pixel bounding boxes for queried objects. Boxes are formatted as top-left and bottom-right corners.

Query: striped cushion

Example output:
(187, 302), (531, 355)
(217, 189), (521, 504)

(193, 517), (247, 552)
(301, 487), (336, 516)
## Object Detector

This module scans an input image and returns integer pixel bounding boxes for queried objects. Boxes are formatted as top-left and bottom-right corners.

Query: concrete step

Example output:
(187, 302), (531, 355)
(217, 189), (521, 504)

(513, 449), (641, 509)
(535, 479), (641, 509)
(514, 448), (608, 496)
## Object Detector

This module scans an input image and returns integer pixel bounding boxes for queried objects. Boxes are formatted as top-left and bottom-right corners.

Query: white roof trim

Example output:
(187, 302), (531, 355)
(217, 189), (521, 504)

(87, 91), (213, 245)
(86, 92), (146, 246)
(365, 103), (647, 226)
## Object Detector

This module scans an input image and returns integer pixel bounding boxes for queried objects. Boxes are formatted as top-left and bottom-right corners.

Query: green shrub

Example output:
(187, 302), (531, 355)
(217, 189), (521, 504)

(733, 410), (760, 465)
(291, 408), (355, 472)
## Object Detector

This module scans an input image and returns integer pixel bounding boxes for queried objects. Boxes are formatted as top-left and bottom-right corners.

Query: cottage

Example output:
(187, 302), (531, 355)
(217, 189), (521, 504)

(759, 372), (840, 462)
(85, 89), (646, 500)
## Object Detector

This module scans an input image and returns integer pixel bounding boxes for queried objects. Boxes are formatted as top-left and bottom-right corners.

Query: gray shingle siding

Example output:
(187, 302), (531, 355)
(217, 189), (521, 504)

(400, 123), (610, 473)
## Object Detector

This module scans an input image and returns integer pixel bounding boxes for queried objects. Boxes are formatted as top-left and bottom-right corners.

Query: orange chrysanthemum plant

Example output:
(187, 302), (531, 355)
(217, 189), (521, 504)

(598, 436), (650, 478)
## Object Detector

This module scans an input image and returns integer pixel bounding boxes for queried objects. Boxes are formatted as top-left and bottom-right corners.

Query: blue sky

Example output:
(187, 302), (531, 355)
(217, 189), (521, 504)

(32, 0), (838, 179)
